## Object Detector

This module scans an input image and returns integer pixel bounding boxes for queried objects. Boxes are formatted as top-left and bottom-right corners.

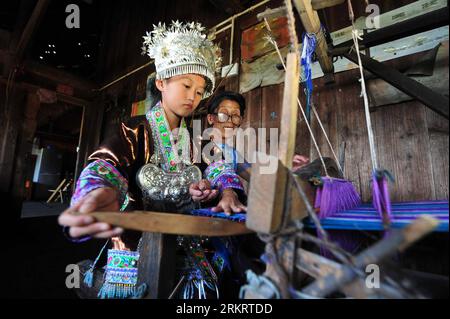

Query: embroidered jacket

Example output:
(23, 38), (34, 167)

(71, 110), (245, 212)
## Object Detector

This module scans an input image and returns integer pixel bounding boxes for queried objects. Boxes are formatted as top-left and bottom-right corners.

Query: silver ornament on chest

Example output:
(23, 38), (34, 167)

(136, 163), (201, 203)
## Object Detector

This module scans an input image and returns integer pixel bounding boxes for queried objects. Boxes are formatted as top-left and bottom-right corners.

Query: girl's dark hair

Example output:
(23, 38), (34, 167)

(207, 91), (246, 116)
(147, 74), (162, 107)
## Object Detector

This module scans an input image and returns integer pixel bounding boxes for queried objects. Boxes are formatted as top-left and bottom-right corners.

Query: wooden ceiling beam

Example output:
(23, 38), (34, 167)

(12, 0), (51, 61)
(23, 60), (97, 97)
(343, 50), (449, 119)
(208, 0), (245, 15)
(0, 78), (90, 107)
(311, 0), (345, 10)
(334, 7), (449, 50)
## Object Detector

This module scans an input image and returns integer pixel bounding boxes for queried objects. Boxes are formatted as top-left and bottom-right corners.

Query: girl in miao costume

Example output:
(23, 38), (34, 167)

(59, 21), (245, 299)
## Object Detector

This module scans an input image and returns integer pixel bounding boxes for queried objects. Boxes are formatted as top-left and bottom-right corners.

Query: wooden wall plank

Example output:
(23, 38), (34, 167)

(241, 87), (262, 130)
(425, 107), (449, 200)
(310, 78), (340, 164)
(337, 72), (374, 202)
(372, 101), (435, 202)
(295, 92), (311, 156)
(261, 83), (284, 157)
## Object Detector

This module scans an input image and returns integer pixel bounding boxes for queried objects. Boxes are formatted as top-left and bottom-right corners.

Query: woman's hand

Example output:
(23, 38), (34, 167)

(211, 189), (247, 215)
(58, 187), (124, 239)
(189, 179), (219, 202)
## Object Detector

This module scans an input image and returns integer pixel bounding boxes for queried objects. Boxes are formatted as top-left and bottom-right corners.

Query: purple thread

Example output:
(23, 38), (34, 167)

(314, 188), (322, 209)
(316, 177), (361, 219)
(372, 172), (393, 230)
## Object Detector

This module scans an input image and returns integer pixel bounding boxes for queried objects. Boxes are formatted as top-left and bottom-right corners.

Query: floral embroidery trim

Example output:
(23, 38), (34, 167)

(71, 160), (129, 209)
(146, 102), (191, 172)
(204, 159), (244, 192)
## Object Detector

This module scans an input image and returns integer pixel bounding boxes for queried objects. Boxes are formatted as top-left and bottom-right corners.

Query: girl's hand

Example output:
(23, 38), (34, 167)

(189, 179), (219, 202)
(211, 189), (246, 215)
(58, 187), (124, 239)
(292, 154), (310, 171)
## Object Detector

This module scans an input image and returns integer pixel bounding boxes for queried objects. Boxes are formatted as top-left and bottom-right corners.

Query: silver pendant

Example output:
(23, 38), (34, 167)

(136, 163), (201, 203)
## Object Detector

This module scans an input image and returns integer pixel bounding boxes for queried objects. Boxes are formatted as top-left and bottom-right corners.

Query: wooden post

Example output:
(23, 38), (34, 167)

(74, 100), (103, 183)
(10, 92), (40, 213)
(138, 233), (176, 299)
(244, 53), (301, 300)
(246, 52), (300, 234)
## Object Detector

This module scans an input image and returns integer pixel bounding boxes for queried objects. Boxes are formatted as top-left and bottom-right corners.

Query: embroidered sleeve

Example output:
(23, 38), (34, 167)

(204, 160), (244, 193)
(71, 159), (129, 210)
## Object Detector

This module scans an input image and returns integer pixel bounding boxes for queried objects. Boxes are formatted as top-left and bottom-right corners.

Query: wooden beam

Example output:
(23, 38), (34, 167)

(208, 0), (244, 15)
(245, 60), (344, 234)
(279, 53), (300, 168)
(9, 92), (40, 209)
(343, 50), (449, 119)
(73, 211), (253, 237)
(311, 0), (345, 10)
(302, 215), (439, 297)
(246, 159), (290, 233)
(0, 78), (90, 107)
(12, 0), (51, 60)
(257, 6), (287, 21)
(246, 53), (300, 234)
(296, 248), (374, 298)
(293, 0), (334, 74)
(24, 60), (96, 96)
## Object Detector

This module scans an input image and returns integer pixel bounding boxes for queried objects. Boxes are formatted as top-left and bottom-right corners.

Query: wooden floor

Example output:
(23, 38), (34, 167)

(21, 201), (69, 218)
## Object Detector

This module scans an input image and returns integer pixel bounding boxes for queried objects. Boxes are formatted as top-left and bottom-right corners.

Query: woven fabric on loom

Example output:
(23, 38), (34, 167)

(190, 208), (247, 223)
(304, 200), (449, 232)
(190, 201), (449, 232)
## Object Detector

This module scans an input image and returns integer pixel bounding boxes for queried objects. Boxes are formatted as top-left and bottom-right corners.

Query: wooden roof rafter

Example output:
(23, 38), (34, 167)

(293, 0), (335, 75)
(10, 0), (51, 63)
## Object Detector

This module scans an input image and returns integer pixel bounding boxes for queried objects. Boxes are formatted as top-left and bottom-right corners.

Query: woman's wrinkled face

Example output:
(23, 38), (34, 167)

(207, 99), (242, 141)
(156, 74), (206, 118)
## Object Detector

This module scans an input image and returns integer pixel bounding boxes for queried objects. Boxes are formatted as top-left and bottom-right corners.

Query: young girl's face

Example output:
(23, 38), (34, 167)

(156, 74), (206, 118)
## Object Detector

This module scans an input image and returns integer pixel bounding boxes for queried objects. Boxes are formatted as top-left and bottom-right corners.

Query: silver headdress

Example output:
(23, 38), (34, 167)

(142, 21), (222, 98)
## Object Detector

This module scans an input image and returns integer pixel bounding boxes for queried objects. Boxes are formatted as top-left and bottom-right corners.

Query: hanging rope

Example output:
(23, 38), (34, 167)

(300, 26), (344, 174)
(310, 104), (343, 174)
(347, 0), (392, 229)
(348, 4), (379, 170)
(264, 17), (341, 178)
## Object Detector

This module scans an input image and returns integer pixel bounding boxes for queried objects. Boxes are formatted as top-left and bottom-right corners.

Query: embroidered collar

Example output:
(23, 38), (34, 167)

(147, 102), (191, 172)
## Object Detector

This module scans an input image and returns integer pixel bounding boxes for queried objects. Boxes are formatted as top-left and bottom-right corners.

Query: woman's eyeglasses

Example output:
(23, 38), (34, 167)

(213, 112), (242, 125)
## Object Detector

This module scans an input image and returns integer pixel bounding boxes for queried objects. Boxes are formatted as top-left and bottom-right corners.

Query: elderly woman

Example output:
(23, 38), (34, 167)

(190, 90), (310, 213)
